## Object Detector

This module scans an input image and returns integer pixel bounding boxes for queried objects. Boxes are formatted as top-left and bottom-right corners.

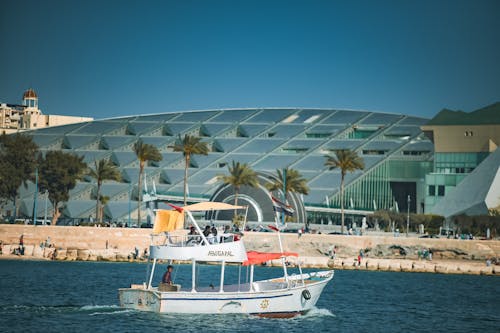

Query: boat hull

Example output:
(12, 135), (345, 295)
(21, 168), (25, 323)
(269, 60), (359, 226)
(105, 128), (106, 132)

(119, 272), (332, 316)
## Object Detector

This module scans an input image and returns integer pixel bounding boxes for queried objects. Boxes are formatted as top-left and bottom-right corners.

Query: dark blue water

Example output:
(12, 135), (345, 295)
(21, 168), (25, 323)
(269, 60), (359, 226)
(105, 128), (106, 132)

(0, 260), (498, 333)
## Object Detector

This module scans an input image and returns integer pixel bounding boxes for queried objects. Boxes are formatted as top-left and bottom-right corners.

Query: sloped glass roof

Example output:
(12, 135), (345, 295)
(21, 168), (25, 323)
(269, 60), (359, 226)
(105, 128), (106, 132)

(100, 183), (130, 199)
(234, 138), (285, 153)
(31, 122), (88, 134)
(174, 111), (217, 122)
(139, 136), (172, 151)
(73, 150), (111, 164)
(363, 140), (401, 151)
(188, 169), (221, 185)
(282, 139), (323, 151)
(323, 139), (363, 151)
(384, 126), (421, 137)
(165, 123), (198, 136)
(246, 109), (293, 123)
(305, 124), (346, 136)
(238, 124), (268, 137)
(133, 113), (178, 122)
(219, 153), (260, 166)
(105, 201), (136, 220)
(161, 169), (185, 184)
(127, 122), (164, 136)
(72, 121), (126, 135)
(200, 123), (233, 137)
(252, 155), (300, 170)
(31, 134), (62, 148)
(19, 107), (432, 210)
(63, 200), (95, 218)
(322, 111), (368, 124)
(63, 135), (100, 149)
(360, 113), (403, 125)
(190, 153), (224, 168)
(213, 138), (247, 152)
(207, 109), (257, 123)
(153, 152), (183, 167)
(292, 155), (328, 171)
(398, 116), (428, 125)
(264, 124), (306, 138)
(101, 136), (136, 150)
(403, 141), (434, 152)
(111, 151), (138, 167)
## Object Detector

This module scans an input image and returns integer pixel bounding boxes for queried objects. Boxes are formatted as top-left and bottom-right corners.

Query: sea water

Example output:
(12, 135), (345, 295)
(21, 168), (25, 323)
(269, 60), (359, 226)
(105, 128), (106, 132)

(0, 260), (498, 333)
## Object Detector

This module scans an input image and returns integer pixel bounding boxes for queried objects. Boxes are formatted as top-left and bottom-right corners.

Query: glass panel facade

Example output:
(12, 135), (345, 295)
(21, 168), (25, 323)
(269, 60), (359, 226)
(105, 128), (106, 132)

(246, 109), (293, 123)
(208, 110), (256, 123)
(322, 111), (368, 124)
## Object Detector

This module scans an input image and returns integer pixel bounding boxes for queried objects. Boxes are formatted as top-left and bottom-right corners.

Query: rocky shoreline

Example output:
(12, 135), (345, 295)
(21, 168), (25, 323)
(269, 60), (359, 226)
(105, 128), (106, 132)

(1, 224), (498, 275)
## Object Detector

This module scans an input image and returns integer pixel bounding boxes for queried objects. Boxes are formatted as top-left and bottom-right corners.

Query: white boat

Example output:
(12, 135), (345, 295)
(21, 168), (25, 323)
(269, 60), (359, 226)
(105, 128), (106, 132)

(119, 202), (333, 318)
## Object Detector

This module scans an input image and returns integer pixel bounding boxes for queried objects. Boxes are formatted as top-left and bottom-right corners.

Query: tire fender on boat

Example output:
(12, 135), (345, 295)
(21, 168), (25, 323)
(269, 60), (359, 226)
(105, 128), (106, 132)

(301, 289), (311, 300)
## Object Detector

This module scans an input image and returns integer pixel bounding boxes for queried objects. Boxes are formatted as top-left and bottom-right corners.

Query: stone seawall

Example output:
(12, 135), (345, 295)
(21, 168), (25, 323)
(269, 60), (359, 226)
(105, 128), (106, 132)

(1, 225), (498, 275)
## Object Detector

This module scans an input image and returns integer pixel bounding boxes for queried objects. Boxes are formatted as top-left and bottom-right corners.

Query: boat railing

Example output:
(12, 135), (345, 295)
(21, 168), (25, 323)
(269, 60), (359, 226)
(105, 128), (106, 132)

(154, 233), (239, 247)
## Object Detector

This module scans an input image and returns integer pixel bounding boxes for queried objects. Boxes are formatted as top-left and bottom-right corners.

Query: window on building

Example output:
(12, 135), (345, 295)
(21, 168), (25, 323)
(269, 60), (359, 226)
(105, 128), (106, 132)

(428, 185), (436, 196)
(438, 185), (445, 196)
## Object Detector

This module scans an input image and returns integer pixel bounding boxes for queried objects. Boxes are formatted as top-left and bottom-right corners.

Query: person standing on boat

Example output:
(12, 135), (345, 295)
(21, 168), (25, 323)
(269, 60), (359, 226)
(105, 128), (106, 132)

(162, 265), (173, 284)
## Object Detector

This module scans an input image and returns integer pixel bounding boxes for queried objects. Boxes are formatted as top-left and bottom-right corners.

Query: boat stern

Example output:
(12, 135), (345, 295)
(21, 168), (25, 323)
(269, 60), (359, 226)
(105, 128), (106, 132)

(119, 285), (161, 312)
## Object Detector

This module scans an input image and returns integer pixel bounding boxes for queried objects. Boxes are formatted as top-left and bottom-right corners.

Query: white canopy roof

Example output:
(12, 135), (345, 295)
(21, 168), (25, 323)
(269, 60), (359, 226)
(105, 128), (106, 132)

(183, 202), (246, 212)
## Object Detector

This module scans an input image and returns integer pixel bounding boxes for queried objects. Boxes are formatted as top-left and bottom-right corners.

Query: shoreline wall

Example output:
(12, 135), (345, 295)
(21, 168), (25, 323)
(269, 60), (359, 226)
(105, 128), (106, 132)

(0, 225), (498, 275)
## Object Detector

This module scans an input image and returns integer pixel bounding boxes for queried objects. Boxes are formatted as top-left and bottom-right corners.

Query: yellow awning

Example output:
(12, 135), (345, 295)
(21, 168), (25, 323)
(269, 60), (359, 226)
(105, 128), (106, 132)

(153, 210), (184, 234)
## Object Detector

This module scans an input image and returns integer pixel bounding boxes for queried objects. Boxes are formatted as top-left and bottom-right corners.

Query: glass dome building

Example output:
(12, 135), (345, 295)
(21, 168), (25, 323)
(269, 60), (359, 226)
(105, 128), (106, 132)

(19, 108), (434, 226)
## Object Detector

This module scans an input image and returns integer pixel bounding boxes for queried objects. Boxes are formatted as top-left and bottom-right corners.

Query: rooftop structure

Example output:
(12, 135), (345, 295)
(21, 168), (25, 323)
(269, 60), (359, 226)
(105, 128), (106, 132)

(0, 89), (93, 134)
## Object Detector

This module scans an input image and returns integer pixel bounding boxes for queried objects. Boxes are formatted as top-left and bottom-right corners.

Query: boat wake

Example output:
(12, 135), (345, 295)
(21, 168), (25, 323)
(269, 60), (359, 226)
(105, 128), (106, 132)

(302, 307), (335, 318)
(80, 304), (134, 316)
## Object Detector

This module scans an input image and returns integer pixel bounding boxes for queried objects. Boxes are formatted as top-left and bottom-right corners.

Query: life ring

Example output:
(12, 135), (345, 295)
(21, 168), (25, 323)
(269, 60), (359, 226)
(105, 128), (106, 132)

(302, 289), (311, 300)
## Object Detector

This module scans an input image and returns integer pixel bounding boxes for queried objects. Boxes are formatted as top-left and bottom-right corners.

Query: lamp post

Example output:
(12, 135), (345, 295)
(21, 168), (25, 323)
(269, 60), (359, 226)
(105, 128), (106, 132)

(32, 168), (38, 225)
(43, 190), (48, 225)
(406, 195), (410, 237)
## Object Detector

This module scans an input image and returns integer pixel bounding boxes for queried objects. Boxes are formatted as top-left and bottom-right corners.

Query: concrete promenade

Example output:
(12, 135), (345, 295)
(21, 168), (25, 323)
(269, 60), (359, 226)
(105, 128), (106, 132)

(0, 225), (498, 275)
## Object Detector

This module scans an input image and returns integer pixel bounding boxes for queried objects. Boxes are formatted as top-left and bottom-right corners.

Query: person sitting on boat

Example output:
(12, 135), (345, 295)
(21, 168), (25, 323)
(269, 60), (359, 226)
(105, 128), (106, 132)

(187, 226), (200, 244)
(162, 265), (173, 284)
(203, 225), (211, 237)
(211, 225), (218, 243)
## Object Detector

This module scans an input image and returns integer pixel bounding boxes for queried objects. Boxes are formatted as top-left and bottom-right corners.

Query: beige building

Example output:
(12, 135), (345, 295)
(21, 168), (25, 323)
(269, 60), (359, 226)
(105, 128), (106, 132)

(0, 88), (93, 134)
(420, 102), (500, 216)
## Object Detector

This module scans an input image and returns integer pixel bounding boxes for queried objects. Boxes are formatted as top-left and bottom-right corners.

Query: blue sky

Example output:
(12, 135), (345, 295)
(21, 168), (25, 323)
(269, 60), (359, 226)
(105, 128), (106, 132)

(1, 0), (499, 120)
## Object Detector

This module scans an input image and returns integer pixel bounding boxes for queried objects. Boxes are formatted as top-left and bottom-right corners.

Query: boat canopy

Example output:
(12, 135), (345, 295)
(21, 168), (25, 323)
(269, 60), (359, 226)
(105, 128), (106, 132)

(183, 202), (245, 212)
(243, 251), (298, 266)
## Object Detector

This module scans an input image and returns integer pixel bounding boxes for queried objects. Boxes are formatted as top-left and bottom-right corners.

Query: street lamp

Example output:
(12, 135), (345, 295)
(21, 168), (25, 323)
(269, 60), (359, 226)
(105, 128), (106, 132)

(406, 195), (410, 237)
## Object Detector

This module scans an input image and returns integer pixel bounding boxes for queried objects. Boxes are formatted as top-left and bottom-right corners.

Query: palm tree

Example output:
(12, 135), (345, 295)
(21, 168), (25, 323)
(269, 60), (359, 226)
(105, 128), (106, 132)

(217, 161), (259, 217)
(267, 167), (310, 196)
(98, 195), (110, 223)
(324, 149), (365, 234)
(133, 140), (162, 224)
(88, 159), (121, 223)
(171, 134), (209, 205)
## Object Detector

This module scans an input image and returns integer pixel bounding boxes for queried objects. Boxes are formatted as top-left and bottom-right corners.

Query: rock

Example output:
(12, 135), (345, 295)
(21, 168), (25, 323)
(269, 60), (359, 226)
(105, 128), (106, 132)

(400, 261), (413, 272)
(66, 249), (78, 261)
(434, 264), (448, 274)
(365, 259), (379, 271)
(55, 249), (67, 260)
(77, 249), (90, 261)
(377, 260), (390, 271)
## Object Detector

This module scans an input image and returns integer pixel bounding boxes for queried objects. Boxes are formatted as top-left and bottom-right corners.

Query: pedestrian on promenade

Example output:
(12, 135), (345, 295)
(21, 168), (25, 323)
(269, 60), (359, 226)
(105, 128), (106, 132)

(357, 254), (362, 266)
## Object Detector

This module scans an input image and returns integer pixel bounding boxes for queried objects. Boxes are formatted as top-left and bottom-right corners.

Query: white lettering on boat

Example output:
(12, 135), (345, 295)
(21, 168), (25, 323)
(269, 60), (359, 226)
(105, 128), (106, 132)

(207, 250), (234, 257)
